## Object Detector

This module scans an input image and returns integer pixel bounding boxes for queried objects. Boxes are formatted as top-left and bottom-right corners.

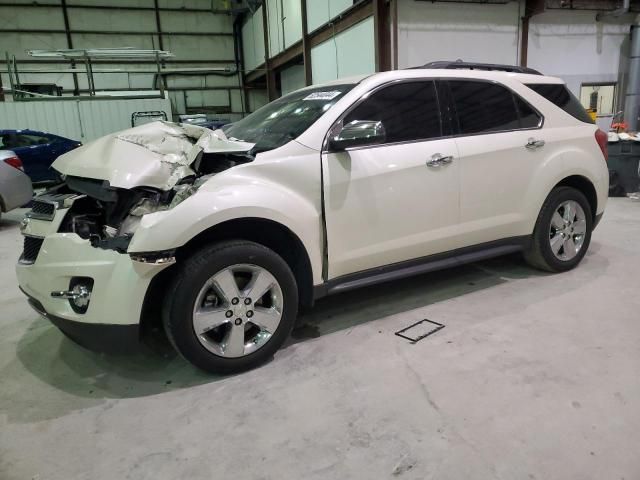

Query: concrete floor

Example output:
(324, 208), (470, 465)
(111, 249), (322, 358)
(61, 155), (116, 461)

(1, 199), (639, 480)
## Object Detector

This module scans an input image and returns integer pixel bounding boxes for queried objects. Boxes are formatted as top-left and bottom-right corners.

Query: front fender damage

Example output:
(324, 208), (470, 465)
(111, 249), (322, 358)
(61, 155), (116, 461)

(45, 121), (256, 253)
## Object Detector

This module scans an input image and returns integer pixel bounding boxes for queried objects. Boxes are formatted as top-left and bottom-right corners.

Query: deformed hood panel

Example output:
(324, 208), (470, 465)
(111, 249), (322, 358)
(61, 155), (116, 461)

(52, 121), (254, 190)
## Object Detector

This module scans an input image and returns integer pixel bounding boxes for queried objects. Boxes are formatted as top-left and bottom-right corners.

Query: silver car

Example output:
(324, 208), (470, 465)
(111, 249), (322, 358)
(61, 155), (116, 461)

(0, 150), (33, 222)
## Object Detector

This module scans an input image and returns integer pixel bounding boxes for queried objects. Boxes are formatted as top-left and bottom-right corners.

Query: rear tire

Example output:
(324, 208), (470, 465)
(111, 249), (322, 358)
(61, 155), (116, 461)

(524, 186), (593, 272)
(163, 240), (298, 374)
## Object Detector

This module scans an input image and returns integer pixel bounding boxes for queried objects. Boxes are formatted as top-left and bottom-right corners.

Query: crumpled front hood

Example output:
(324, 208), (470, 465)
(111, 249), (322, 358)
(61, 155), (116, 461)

(52, 121), (255, 190)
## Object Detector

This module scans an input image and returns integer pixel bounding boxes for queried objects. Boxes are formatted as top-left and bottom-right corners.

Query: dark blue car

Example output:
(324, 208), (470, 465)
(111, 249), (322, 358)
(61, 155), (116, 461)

(0, 129), (81, 183)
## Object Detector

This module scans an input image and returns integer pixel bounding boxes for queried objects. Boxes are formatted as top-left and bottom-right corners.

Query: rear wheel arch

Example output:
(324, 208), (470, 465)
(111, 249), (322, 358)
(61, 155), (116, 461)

(552, 175), (598, 222)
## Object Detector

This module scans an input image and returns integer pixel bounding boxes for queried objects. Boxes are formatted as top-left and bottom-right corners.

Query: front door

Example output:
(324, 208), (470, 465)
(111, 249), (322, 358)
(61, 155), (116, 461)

(323, 80), (461, 279)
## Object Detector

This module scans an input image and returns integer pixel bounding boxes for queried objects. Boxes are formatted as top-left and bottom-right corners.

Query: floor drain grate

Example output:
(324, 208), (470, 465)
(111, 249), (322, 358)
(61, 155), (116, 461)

(395, 319), (445, 343)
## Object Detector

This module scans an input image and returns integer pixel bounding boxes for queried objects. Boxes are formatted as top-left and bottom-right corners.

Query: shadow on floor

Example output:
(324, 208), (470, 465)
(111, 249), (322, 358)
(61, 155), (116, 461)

(13, 253), (549, 408)
(290, 253), (549, 343)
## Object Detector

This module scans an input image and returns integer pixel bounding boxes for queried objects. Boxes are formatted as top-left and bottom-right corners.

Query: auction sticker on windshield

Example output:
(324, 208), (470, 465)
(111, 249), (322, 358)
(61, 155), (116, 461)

(303, 91), (342, 101)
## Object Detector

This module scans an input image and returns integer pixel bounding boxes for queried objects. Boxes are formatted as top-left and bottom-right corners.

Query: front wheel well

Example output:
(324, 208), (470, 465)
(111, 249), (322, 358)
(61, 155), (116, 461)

(553, 175), (597, 221)
(139, 218), (315, 342)
(180, 217), (314, 308)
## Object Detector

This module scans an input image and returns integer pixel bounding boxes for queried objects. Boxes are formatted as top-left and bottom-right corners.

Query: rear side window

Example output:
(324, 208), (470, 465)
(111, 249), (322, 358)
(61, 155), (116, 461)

(343, 81), (442, 144)
(526, 84), (594, 124)
(449, 81), (520, 134)
(514, 97), (541, 128)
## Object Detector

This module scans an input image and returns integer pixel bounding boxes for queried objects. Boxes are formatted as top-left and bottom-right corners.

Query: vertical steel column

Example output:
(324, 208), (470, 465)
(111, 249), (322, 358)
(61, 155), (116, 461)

(61, 0), (80, 95)
(301, 0), (312, 85)
(373, 0), (391, 72)
(520, 15), (530, 67)
(624, 23), (640, 130)
(262, 2), (277, 101)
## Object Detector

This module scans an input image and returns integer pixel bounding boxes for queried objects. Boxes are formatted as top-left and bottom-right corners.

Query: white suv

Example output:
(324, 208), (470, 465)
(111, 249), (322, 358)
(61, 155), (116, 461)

(16, 62), (609, 374)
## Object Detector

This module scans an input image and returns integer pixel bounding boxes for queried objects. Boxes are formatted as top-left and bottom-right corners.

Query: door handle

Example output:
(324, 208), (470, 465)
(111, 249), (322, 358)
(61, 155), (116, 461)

(525, 138), (545, 150)
(426, 153), (454, 168)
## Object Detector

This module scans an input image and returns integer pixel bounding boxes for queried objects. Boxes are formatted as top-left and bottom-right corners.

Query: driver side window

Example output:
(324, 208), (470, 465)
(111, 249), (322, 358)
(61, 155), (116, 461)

(343, 80), (442, 144)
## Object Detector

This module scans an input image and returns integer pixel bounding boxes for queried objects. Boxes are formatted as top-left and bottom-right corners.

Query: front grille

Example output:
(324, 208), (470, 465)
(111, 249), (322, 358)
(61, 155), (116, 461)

(20, 236), (44, 264)
(30, 199), (56, 219)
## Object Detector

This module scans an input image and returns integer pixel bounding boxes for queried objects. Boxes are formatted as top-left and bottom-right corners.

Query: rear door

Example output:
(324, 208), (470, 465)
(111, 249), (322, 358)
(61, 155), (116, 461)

(446, 79), (546, 246)
(323, 80), (461, 279)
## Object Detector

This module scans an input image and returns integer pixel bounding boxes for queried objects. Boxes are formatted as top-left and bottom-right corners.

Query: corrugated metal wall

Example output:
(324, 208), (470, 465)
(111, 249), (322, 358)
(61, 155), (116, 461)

(0, 1), (244, 119)
(0, 97), (172, 141)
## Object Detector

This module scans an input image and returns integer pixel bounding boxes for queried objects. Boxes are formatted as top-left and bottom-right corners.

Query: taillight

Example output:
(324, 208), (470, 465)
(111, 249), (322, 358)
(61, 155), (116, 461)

(3, 155), (24, 171)
(595, 129), (608, 162)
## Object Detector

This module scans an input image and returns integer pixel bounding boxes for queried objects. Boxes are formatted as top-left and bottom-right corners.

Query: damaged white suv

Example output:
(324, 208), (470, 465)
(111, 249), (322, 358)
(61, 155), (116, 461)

(17, 62), (609, 374)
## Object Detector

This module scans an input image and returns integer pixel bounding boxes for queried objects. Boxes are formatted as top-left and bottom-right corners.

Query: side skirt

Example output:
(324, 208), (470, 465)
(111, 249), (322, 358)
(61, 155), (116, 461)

(313, 236), (531, 300)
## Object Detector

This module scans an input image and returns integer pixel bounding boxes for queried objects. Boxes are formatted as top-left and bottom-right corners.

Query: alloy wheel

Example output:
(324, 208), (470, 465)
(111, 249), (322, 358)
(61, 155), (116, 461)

(548, 200), (587, 261)
(191, 264), (284, 358)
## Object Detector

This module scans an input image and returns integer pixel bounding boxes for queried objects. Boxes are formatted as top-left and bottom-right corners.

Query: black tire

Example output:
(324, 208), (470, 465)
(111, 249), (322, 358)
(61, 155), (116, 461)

(524, 186), (593, 273)
(163, 240), (298, 374)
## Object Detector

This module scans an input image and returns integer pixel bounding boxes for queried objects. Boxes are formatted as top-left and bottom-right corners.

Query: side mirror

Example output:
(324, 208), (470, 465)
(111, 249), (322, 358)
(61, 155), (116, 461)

(328, 120), (386, 151)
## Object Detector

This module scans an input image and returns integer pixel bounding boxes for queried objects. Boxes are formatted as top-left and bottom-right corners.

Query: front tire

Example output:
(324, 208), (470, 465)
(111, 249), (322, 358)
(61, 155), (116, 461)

(524, 186), (593, 272)
(163, 240), (298, 374)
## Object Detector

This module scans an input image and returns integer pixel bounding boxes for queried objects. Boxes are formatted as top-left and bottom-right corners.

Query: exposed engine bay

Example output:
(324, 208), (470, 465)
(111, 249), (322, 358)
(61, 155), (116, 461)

(43, 121), (256, 253)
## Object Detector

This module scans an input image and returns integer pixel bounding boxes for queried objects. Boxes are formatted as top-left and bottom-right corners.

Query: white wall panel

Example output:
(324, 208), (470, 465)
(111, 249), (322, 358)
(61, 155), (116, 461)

(230, 90), (244, 115)
(396, 0), (520, 68)
(306, 0), (353, 33)
(163, 35), (235, 60)
(67, 0), (153, 6)
(311, 17), (374, 84)
(311, 41), (338, 85)
(0, 97), (172, 141)
(0, 6), (64, 29)
(528, 11), (630, 95)
(282, 0), (303, 49)
(184, 90), (229, 109)
(2, 0), (58, 4)
(0, 33), (68, 60)
(68, 8), (156, 32)
(159, 10), (232, 33)
(157, 0), (203, 7)
(242, 15), (257, 71)
(267, 0), (284, 56)
(249, 89), (269, 111)
(329, 0), (353, 21)
(242, 7), (266, 72)
(69, 33), (158, 50)
(280, 64), (305, 95)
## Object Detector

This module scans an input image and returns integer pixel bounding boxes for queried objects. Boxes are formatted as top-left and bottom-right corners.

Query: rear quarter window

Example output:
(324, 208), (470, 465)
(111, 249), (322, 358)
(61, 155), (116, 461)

(525, 84), (594, 124)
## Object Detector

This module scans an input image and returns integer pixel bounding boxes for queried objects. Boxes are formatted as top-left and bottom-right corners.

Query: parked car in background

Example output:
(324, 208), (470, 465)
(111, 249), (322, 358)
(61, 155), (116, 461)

(0, 151), (33, 222)
(0, 130), (81, 183)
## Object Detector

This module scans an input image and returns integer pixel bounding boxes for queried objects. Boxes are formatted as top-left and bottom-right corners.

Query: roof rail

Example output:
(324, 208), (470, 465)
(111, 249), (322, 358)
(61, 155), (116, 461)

(415, 60), (542, 75)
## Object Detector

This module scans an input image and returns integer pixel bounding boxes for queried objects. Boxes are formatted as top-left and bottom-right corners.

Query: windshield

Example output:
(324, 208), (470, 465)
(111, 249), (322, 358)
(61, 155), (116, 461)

(223, 84), (355, 153)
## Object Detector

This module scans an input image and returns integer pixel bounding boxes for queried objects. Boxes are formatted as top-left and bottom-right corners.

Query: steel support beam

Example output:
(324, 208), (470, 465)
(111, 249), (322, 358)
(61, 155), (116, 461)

(520, 0), (546, 67)
(261, 4), (278, 101)
(0, 29), (232, 37)
(60, 0), (80, 96)
(0, 59), (236, 65)
(0, 2), (230, 14)
(373, 0), (391, 72)
(301, 0), (312, 85)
